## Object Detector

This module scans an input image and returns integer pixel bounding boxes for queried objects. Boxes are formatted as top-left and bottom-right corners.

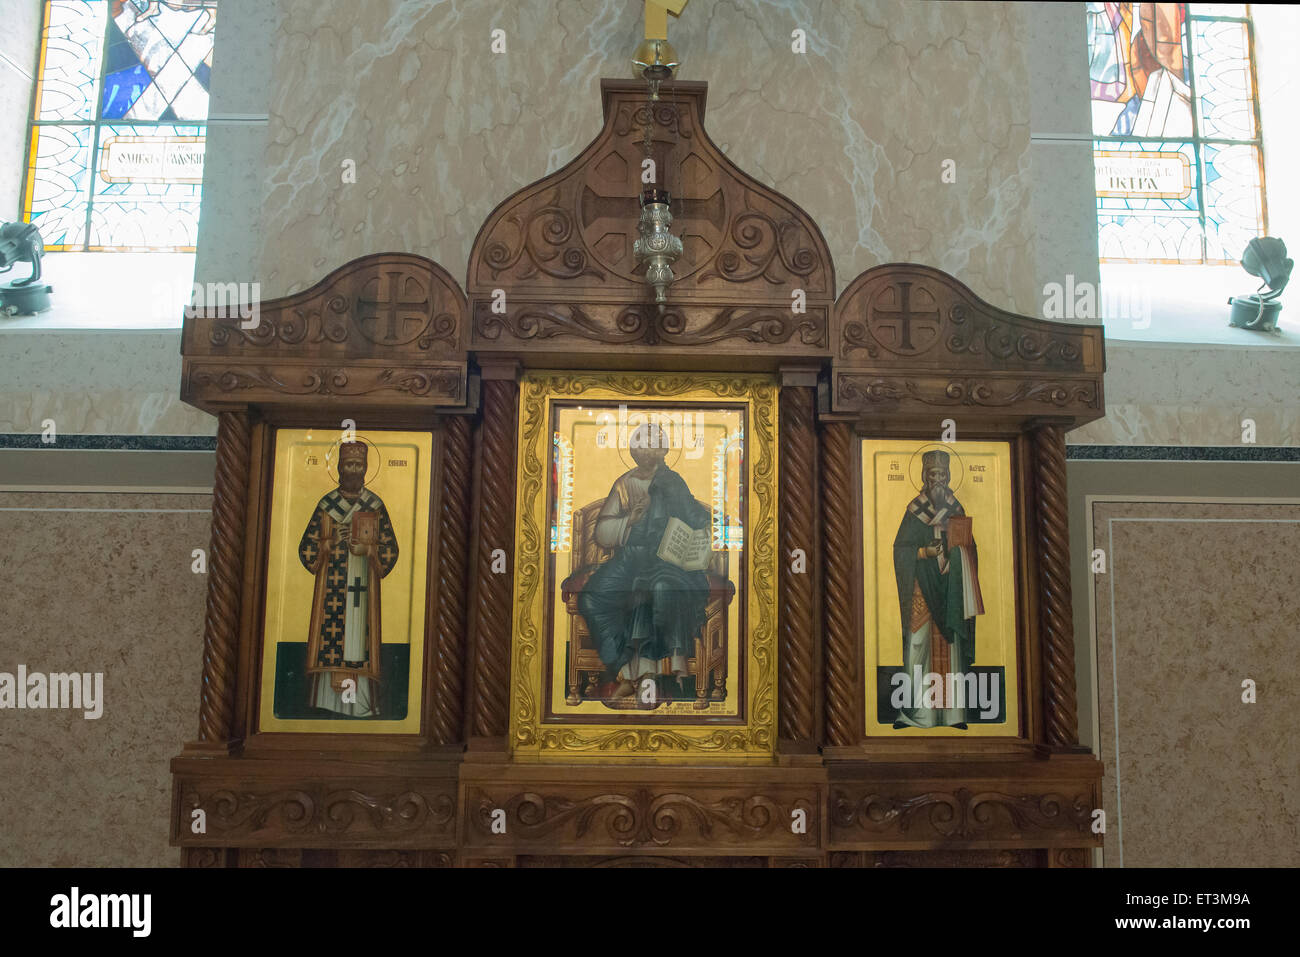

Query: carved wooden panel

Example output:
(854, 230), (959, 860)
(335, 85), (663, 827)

(828, 761), (1103, 849)
(335, 849), (455, 867)
(467, 80), (833, 361)
(173, 772), (458, 849)
(833, 849), (1041, 867)
(459, 766), (823, 856)
(517, 855), (768, 867)
(832, 264), (1104, 424)
(462, 786), (819, 853)
(181, 253), (468, 411)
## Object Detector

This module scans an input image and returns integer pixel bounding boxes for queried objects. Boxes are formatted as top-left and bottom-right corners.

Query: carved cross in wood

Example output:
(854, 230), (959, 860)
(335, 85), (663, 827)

(870, 281), (941, 355)
(357, 269), (430, 344)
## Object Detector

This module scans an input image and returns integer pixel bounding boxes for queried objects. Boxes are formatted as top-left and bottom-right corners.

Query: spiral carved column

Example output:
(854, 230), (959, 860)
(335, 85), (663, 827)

(1033, 424), (1080, 747)
(197, 410), (250, 744)
(470, 374), (518, 740)
(779, 384), (817, 745)
(821, 421), (858, 747)
(431, 414), (473, 745)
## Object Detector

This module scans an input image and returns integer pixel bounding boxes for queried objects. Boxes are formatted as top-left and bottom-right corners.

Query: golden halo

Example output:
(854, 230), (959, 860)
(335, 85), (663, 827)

(907, 442), (965, 494)
(614, 411), (683, 472)
(324, 433), (382, 487)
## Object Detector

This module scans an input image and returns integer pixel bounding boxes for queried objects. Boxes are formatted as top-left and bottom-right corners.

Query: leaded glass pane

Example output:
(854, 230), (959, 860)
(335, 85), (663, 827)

(102, 0), (217, 122)
(1191, 4), (1247, 18)
(1087, 3), (1266, 265)
(1096, 140), (1203, 263)
(23, 1), (217, 252)
(1202, 143), (1264, 262)
(1191, 19), (1257, 139)
(1088, 2), (1192, 137)
(88, 124), (205, 250)
(1095, 140), (1199, 214)
(24, 124), (95, 250)
(1098, 213), (1204, 264)
(34, 1), (108, 121)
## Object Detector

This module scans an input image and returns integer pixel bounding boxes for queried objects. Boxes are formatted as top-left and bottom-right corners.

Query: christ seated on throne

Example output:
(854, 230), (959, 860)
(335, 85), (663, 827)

(561, 423), (732, 709)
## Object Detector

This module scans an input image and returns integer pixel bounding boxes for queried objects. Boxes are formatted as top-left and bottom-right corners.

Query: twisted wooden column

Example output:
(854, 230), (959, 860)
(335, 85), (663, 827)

(470, 375), (518, 739)
(1033, 424), (1080, 747)
(197, 410), (250, 744)
(821, 421), (858, 747)
(779, 384), (817, 745)
(430, 414), (473, 745)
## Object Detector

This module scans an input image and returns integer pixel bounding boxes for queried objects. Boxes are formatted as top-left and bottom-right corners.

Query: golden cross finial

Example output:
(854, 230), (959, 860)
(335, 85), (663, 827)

(643, 0), (689, 41)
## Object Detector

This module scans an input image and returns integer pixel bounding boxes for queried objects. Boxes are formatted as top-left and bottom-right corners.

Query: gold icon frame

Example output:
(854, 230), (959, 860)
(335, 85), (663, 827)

(509, 372), (779, 762)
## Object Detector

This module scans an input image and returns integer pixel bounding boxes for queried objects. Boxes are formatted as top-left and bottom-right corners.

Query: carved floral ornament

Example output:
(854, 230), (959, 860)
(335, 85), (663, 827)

(466, 81), (835, 357)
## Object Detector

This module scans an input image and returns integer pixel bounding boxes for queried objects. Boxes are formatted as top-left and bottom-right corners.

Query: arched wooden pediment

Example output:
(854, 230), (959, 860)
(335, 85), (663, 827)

(830, 263), (1106, 425)
(181, 252), (468, 412)
(467, 80), (834, 366)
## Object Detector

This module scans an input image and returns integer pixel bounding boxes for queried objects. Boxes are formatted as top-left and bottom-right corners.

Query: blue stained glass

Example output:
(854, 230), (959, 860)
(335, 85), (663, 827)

(101, 64), (150, 118)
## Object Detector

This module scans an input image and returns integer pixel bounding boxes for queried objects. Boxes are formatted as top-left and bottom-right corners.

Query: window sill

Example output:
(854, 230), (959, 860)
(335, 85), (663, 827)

(0, 252), (194, 331)
(1099, 263), (1299, 348)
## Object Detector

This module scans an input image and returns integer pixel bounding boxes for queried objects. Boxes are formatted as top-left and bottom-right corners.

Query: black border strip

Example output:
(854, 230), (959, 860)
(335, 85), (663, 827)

(0, 434), (216, 451)
(1065, 445), (1300, 462)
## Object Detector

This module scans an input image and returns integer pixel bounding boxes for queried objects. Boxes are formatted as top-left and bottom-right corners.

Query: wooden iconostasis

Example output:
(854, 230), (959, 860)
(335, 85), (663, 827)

(171, 79), (1105, 868)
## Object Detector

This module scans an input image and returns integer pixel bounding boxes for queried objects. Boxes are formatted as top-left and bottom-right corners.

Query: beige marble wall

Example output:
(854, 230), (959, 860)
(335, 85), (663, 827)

(0, 491), (209, 866)
(1070, 344), (1300, 446)
(1090, 498), (1300, 867)
(254, 0), (1038, 313)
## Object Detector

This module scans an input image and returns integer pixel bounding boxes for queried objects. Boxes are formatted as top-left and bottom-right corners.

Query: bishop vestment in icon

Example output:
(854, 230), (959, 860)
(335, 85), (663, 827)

(297, 442), (398, 716)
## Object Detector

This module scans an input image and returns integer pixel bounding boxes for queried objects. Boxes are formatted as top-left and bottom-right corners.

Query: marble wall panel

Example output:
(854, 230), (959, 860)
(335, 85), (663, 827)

(1091, 499), (1300, 867)
(255, 0), (1039, 313)
(0, 332), (214, 437)
(0, 491), (210, 867)
(1069, 343), (1300, 446)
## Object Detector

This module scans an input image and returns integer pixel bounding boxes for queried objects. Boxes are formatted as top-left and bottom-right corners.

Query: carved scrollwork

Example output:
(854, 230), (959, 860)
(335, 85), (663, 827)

(482, 199), (606, 283)
(468, 81), (833, 357)
(468, 788), (815, 848)
(832, 265), (1103, 404)
(179, 786), (456, 839)
(189, 365), (464, 400)
(836, 374), (1099, 410)
(181, 253), (468, 411)
(476, 303), (823, 347)
(948, 303), (1083, 364)
(830, 787), (1095, 840)
(697, 204), (821, 286)
(198, 264), (463, 355)
(841, 317), (879, 358)
(869, 849), (1038, 868)
(612, 102), (688, 138)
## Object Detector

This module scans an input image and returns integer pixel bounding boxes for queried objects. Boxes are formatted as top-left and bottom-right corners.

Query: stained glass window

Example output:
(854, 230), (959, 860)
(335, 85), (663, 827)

(22, 1), (217, 252)
(1087, 3), (1266, 264)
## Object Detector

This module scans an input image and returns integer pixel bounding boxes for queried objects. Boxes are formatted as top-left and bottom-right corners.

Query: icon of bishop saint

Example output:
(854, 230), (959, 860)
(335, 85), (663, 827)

(297, 441), (398, 716)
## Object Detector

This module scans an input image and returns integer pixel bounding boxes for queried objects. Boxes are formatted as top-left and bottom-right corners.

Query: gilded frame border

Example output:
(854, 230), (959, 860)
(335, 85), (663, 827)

(509, 372), (779, 762)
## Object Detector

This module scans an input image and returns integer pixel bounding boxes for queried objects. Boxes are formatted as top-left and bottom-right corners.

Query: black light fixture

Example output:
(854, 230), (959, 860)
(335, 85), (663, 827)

(0, 222), (53, 316)
(1228, 236), (1291, 332)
